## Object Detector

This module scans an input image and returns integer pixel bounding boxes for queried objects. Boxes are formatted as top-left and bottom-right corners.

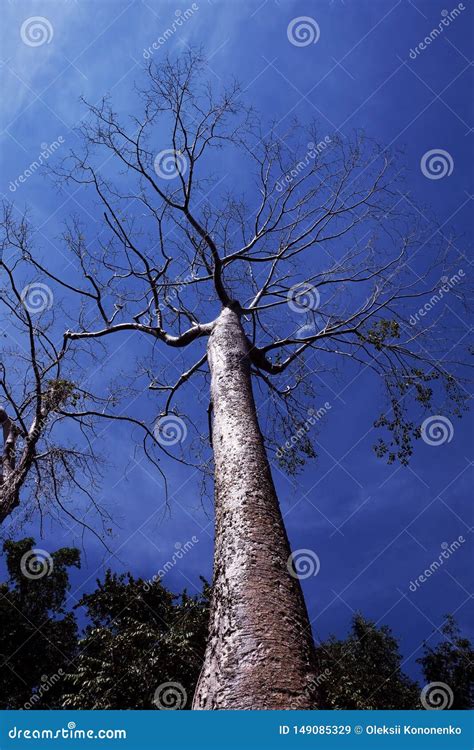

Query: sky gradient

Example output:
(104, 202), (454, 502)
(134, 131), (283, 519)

(1, 0), (473, 689)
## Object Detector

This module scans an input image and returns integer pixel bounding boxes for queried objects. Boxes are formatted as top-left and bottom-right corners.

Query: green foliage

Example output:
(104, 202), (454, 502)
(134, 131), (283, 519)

(275, 413), (317, 475)
(61, 571), (209, 709)
(44, 379), (80, 410)
(417, 615), (474, 709)
(315, 613), (473, 710)
(0, 538), (80, 709)
(358, 319), (401, 351)
(315, 614), (420, 709)
(373, 368), (466, 465)
(1, 540), (472, 710)
(355, 318), (467, 466)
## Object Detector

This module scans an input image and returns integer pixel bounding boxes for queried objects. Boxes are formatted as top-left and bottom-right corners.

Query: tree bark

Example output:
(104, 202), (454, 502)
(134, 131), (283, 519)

(0, 407), (21, 523)
(192, 306), (317, 710)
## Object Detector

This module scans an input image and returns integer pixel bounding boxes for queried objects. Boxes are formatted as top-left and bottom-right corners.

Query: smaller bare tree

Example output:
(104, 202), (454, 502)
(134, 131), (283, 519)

(0, 205), (161, 535)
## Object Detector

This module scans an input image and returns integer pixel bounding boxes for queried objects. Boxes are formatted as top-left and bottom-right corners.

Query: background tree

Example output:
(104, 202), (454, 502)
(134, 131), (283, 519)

(1, 208), (104, 530)
(315, 613), (420, 710)
(0, 537), (79, 709)
(1, 540), (472, 710)
(23, 51), (468, 708)
(62, 571), (209, 709)
(0, 537), (208, 710)
(1, 204), (164, 534)
(418, 615), (474, 709)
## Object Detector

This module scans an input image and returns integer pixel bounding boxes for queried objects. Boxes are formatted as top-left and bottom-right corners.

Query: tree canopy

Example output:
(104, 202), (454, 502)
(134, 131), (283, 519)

(0, 538), (471, 710)
(1, 51), (469, 530)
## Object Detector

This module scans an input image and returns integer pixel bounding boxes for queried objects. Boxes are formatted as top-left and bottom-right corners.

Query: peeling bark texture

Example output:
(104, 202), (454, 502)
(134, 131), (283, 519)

(0, 407), (21, 523)
(193, 307), (317, 710)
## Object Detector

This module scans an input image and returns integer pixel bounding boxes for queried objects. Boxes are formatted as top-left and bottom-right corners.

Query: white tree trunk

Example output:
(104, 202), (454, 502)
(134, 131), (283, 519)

(192, 307), (317, 710)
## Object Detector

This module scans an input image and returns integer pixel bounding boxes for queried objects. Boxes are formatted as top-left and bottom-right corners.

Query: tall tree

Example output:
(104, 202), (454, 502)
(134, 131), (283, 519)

(17, 52), (468, 708)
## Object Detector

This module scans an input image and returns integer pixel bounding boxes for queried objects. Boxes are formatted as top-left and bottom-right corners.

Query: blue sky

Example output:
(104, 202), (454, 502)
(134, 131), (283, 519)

(1, 0), (473, 687)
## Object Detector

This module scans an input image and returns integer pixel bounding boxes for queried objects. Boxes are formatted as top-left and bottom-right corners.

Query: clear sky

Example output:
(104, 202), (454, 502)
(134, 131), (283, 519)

(1, 0), (473, 687)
